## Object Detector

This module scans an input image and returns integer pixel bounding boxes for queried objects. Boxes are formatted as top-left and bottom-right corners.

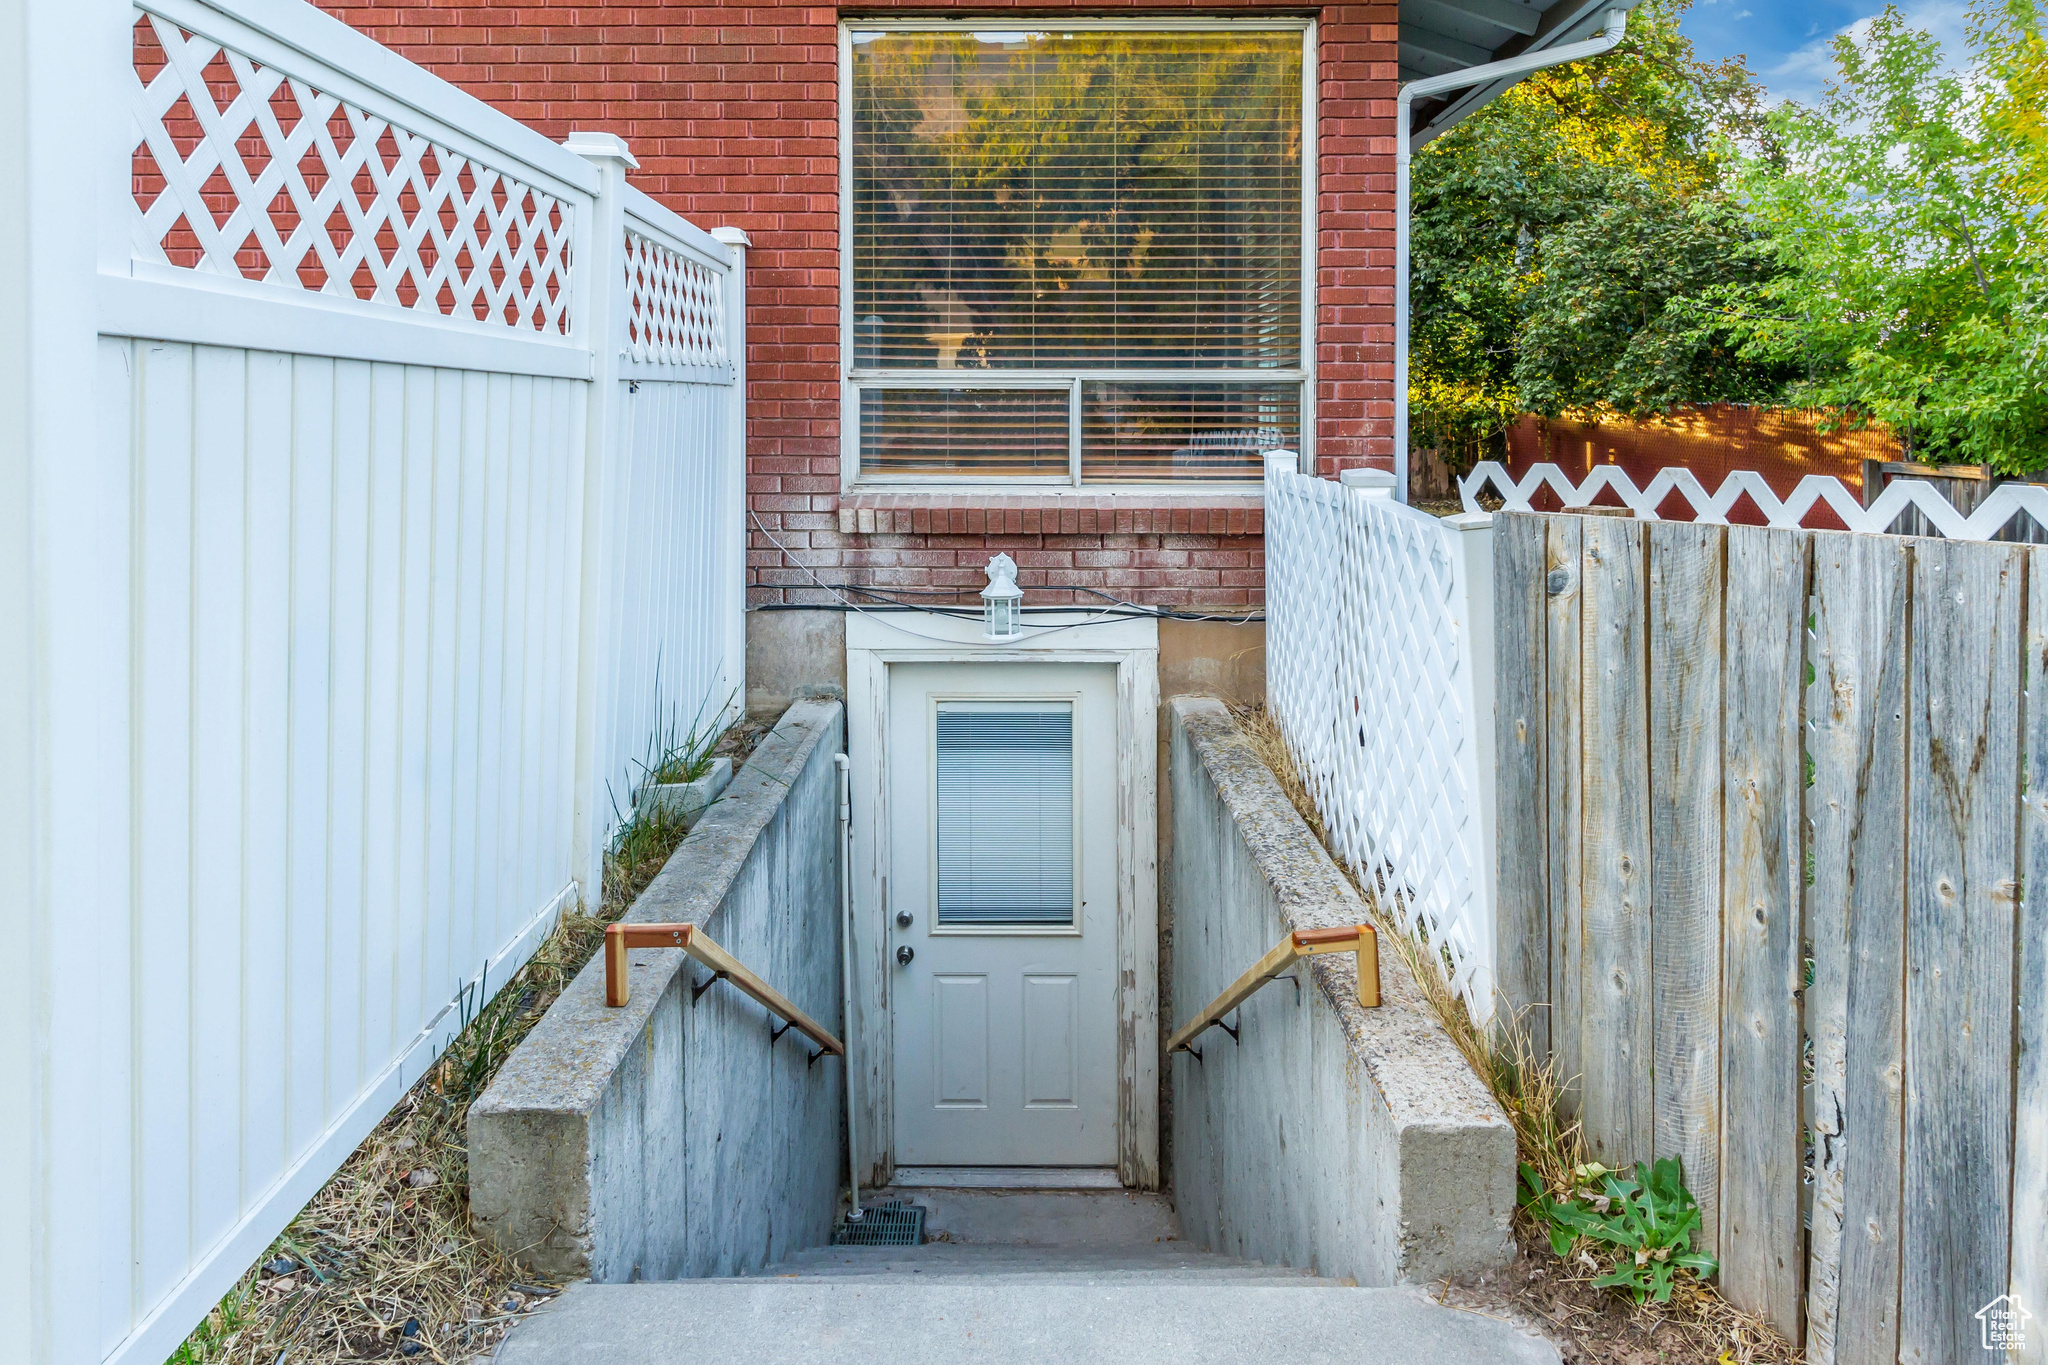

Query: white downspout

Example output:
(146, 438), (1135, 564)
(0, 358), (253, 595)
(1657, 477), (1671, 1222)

(835, 752), (862, 1224)
(1394, 8), (1630, 502)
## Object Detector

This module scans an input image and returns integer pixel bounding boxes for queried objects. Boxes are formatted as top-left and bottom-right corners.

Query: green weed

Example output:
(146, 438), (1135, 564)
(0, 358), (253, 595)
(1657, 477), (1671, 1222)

(631, 682), (736, 789)
(1518, 1157), (1719, 1304)
(166, 1282), (254, 1365)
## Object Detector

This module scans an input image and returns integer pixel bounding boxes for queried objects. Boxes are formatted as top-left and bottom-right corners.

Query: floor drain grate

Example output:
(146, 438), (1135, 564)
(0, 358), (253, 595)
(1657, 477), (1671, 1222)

(831, 1198), (925, 1246)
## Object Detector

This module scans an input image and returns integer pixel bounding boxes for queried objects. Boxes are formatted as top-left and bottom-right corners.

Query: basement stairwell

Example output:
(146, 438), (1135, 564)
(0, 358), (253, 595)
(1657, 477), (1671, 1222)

(465, 697), (1527, 1360)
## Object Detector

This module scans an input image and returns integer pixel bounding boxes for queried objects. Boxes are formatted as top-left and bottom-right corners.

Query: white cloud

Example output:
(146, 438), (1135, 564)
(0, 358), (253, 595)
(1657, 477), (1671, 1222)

(1767, 0), (1973, 106)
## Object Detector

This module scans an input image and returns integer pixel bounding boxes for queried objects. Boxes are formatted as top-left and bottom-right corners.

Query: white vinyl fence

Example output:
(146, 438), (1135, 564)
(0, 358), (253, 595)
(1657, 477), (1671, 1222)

(5, 3), (745, 1363)
(581, 176), (749, 847)
(1261, 454), (1498, 1023)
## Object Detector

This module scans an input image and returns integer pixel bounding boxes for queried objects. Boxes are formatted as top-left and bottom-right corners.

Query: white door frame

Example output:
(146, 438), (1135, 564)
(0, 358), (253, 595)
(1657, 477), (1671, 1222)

(845, 610), (1160, 1188)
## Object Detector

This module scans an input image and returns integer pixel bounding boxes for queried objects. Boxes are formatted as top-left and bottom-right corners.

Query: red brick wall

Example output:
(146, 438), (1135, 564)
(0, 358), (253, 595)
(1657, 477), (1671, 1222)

(319, 0), (1399, 608)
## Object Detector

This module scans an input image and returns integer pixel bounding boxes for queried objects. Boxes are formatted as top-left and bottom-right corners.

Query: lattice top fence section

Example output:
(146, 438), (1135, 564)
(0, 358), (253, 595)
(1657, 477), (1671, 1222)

(623, 227), (728, 369)
(1265, 458), (1495, 1021)
(1462, 460), (2048, 543)
(129, 9), (576, 334)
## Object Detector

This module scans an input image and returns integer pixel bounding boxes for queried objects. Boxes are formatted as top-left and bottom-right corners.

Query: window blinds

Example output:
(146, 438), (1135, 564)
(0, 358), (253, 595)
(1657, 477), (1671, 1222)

(934, 706), (1076, 925)
(1081, 379), (1299, 480)
(851, 30), (1304, 371)
(860, 387), (1072, 477)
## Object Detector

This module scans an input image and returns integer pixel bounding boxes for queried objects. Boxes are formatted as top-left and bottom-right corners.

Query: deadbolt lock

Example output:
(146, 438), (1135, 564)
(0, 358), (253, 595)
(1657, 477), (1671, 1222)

(895, 910), (913, 928)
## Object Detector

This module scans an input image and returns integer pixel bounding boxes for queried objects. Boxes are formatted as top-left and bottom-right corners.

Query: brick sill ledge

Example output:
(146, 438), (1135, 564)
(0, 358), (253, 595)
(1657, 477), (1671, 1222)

(838, 488), (1264, 537)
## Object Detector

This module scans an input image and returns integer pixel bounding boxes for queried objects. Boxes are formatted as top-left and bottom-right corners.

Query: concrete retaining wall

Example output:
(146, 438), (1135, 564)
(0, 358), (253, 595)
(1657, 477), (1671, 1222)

(1168, 697), (1516, 1286)
(470, 699), (846, 1282)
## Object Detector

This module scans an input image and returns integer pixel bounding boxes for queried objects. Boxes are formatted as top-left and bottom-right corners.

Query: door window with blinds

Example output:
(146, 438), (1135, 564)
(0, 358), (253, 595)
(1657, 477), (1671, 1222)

(933, 703), (1077, 926)
(845, 23), (1311, 484)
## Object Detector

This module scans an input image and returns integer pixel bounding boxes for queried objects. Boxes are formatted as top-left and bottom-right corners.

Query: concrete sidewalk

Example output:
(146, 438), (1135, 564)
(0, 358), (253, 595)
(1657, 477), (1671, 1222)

(495, 1278), (1562, 1365)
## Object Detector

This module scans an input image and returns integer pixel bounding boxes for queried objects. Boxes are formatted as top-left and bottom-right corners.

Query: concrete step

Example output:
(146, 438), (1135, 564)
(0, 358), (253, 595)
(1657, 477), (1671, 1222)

(752, 1242), (1338, 1284)
(860, 1187), (1182, 1248)
(496, 1280), (1563, 1365)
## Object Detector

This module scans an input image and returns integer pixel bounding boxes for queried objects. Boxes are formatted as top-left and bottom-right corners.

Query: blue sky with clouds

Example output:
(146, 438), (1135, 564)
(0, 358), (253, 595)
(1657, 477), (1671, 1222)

(1678, 0), (1973, 103)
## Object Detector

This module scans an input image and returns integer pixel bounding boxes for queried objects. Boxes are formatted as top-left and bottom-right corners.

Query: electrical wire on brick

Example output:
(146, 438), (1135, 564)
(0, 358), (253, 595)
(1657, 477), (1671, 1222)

(746, 508), (1265, 646)
(828, 582), (1263, 624)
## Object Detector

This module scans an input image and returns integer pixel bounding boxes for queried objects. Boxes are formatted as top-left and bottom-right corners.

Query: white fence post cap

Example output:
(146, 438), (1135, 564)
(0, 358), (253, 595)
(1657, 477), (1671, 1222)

(1263, 449), (1299, 475)
(710, 226), (753, 247)
(1339, 468), (1399, 496)
(562, 130), (638, 167)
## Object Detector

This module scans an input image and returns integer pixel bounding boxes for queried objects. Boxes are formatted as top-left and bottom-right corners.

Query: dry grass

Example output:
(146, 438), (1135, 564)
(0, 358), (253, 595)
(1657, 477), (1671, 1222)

(171, 718), (771, 1365)
(1228, 702), (1801, 1365)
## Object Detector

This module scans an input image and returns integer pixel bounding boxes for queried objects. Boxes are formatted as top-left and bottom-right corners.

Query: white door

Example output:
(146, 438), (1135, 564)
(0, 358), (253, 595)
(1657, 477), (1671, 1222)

(888, 661), (1119, 1166)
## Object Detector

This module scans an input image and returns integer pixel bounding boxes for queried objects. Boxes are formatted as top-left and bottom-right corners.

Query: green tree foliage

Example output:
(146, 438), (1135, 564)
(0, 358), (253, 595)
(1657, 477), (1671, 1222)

(1408, 0), (1786, 467)
(1413, 0), (2048, 476)
(1728, 2), (2048, 471)
(1513, 184), (1794, 417)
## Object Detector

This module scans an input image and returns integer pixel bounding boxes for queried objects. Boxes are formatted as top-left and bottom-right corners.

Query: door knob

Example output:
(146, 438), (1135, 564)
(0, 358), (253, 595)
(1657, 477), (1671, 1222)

(895, 910), (913, 928)
(896, 945), (915, 966)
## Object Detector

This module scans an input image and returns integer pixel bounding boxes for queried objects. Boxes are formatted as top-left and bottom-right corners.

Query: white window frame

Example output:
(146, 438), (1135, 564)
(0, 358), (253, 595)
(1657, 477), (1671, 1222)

(927, 695), (1084, 936)
(838, 16), (1318, 492)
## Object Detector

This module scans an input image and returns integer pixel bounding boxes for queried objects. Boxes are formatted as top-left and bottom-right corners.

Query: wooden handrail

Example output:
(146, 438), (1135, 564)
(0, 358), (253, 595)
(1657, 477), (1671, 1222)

(603, 922), (846, 1057)
(1165, 924), (1380, 1057)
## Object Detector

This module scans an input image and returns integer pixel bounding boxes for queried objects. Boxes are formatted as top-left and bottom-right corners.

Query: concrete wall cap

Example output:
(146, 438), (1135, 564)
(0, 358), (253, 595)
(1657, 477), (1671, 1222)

(1168, 696), (1509, 1135)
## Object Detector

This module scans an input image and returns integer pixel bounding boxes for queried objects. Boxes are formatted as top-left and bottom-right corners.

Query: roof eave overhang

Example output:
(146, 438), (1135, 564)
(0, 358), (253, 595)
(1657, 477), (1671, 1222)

(1403, 0), (1643, 147)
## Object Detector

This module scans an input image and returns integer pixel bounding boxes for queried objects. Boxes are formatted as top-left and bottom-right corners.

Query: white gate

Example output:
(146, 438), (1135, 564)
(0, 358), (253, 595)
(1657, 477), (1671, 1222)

(3, 2), (746, 1362)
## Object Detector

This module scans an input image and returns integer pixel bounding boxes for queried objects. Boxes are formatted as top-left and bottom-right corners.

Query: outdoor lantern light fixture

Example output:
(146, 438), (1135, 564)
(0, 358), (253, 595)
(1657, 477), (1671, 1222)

(981, 553), (1023, 641)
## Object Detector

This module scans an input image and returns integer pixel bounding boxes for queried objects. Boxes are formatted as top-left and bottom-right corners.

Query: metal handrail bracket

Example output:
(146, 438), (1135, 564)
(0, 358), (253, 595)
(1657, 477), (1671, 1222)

(1166, 924), (1380, 1058)
(603, 921), (846, 1058)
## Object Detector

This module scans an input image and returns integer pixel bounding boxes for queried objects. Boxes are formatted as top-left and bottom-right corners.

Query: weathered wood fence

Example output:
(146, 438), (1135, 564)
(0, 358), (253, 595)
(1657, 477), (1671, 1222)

(1494, 510), (2046, 1363)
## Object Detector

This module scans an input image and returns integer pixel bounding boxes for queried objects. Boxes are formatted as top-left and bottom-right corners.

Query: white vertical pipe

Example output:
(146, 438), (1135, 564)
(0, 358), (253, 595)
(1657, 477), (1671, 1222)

(1299, 22), (1318, 476)
(835, 752), (862, 1221)
(1394, 9), (1629, 504)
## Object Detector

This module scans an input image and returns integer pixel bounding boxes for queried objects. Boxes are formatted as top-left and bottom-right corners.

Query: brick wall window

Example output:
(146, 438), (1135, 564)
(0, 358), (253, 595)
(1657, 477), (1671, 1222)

(315, 0), (1397, 610)
(844, 21), (1312, 488)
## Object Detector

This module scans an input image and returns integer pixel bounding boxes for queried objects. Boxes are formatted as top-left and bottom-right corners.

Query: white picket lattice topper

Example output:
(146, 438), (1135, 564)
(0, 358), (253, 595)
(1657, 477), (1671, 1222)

(623, 227), (728, 369)
(1461, 459), (2048, 543)
(129, 10), (576, 334)
(1265, 455), (1496, 1023)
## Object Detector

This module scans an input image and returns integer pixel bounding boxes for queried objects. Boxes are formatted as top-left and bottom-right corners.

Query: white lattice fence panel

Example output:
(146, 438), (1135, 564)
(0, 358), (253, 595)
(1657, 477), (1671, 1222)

(624, 226), (728, 368)
(1463, 460), (2048, 541)
(129, 10), (575, 332)
(1265, 457), (1494, 1019)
